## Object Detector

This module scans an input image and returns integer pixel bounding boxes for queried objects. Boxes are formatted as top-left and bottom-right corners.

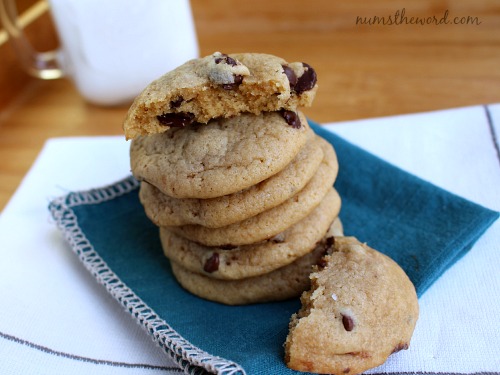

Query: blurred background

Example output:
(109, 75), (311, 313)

(0, 0), (499, 208)
(2, 0), (499, 119)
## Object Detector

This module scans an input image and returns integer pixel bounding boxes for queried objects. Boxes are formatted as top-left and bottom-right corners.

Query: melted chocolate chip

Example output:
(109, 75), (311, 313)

(325, 236), (335, 251)
(342, 314), (355, 331)
(215, 53), (238, 67)
(219, 244), (237, 250)
(280, 110), (301, 128)
(157, 112), (195, 127)
(317, 257), (328, 269)
(271, 233), (285, 243)
(317, 238), (334, 268)
(343, 368), (351, 374)
(234, 74), (244, 84)
(170, 97), (183, 108)
(294, 63), (317, 94)
(391, 342), (409, 354)
(318, 236), (336, 264)
(282, 65), (298, 89)
(204, 253), (220, 273)
(222, 74), (244, 90)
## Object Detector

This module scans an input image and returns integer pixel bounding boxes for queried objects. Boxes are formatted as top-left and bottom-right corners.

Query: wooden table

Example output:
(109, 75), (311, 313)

(1, 0), (499, 211)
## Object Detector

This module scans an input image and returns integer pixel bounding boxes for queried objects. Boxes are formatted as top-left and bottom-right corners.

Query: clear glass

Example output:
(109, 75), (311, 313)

(0, 0), (63, 79)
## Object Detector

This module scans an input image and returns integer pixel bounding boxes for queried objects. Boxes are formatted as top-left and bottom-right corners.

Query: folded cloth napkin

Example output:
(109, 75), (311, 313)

(48, 121), (498, 375)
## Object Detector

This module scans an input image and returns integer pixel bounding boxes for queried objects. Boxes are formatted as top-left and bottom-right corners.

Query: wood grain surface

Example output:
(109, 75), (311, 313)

(0, 0), (499, 210)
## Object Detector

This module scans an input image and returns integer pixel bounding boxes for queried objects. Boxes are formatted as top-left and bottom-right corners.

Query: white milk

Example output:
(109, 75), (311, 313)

(48, 0), (199, 105)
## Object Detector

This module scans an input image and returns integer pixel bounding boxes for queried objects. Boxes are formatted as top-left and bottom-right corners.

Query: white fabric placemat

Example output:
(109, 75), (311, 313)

(0, 104), (498, 374)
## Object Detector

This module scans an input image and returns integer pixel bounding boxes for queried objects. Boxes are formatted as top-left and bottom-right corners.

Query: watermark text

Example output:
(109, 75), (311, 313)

(356, 8), (482, 26)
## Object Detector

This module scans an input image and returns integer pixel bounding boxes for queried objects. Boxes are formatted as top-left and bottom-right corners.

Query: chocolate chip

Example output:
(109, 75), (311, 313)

(282, 65), (298, 89)
(319, 237), (336, 267)
(219, 244), (237, 250)
(280, 110), (301, 128)
(317, 257), (328, 269)
(391, 342), (409, 354)
(234, 74), (243, 84)
(322, 236), (335, 256)
(203, 253), (220, 273)
(270, 233), (285, 243)
(170, 97), (183, 108)
(343, 368), (351, 374)
(156, 112), (195, 127)
(294, 63), (317, 94)
(325, 236), (335, 251)
(226, 56), (238, 66)
(222, 74), (244, 90)
(215, 53), (238, 67)
(342, 314), (354, 331)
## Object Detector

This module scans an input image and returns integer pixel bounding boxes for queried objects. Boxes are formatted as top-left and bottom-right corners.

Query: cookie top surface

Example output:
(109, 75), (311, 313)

(169, 218), (344, 306)
(130, 111), (311, 199)
(123, 52), (318, 139)
(168, 137), (338, 246)
(160, 188), (341, 280)
(139, 133), (326, 228)
(285, 236), (419, 375)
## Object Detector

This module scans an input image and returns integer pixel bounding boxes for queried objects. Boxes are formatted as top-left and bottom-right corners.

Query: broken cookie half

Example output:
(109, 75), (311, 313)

(123, 52), (318, 139)
(285, 236), (419, 375)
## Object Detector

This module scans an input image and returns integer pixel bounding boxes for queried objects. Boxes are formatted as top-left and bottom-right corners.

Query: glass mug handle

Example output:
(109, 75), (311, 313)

(0, 0), (63, 79)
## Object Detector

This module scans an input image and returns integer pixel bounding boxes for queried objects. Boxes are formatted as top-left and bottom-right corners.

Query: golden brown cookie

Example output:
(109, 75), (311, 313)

(160, 188), (341, 280)
(167, 138), (338, 245)
(123, 52), (318, 139)
(285, 236), (419, 375)
(169, 219), (343, 305)
(130, 111), (311, 199)
(138, 133), (326, 228)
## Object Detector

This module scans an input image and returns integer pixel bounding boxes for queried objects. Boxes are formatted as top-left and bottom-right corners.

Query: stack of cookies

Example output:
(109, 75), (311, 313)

(125, 52), (343, 305)
(124, 52), (419, 373)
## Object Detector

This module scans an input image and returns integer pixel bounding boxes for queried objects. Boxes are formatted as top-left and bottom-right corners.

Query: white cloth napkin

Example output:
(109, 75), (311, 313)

(0, 104), (498, 374)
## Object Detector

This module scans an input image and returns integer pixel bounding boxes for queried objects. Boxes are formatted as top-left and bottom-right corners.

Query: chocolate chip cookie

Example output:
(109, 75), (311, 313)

(167, 138), (339, 246)
(130, 111), (311, 199)
(285, 236), (419, 374)
(138, 132), (325, 228)
(123, 52), (318, 139)
(169, 219), (343, 305)
(160, 188), (341, 280)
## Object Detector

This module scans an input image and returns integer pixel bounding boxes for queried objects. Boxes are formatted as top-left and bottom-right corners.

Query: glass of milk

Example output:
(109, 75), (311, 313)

(0, 0), (199, 105)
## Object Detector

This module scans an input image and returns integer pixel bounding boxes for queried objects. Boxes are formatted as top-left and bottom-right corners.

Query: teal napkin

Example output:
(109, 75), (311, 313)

(49, 122), (498, 375)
